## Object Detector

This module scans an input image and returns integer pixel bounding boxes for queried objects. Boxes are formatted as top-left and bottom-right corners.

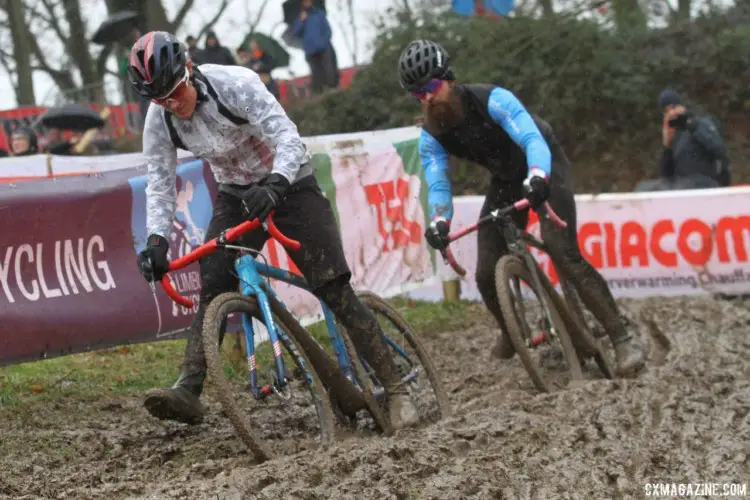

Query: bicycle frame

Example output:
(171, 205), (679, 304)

(238, 257), (410, 401)
(231, 251), (358, 400)
(157, 211), (413, 404)
(441, 198), (568, 345)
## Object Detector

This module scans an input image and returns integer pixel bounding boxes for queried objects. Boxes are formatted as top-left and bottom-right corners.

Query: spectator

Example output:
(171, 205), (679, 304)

(185, 35), (204, 65)
(636, 89), (730, 191)
(44, 128), (75, 155)
(236, 45), (251, 66)
(9, 127), (39, 156)
(247, 40), (280, 101)
(117, 27), (150, 127)
(292, 0), (337, 94)
(201, 31), (236, 66)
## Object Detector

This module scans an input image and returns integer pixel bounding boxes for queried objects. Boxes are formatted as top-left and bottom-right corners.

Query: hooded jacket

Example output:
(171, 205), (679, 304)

(201, 32), (236, 66)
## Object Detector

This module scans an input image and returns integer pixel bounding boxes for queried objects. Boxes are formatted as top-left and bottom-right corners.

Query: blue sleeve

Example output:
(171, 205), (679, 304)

(419, 129), (453, 221)
(487, 87), (552, 177)
(322, 15), (332, 41)
(292, 18), (304, 36)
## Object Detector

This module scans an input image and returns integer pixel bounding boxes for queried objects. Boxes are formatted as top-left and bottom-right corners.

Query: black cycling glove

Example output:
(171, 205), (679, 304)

(424, 218), (451, 251)
(137, 234), (170, 282)
(241, 173), (291, 223)
(523, 174), (550, 210)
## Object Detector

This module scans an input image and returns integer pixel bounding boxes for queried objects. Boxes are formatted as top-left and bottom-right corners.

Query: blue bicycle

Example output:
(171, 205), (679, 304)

(161, 209), (449, 463)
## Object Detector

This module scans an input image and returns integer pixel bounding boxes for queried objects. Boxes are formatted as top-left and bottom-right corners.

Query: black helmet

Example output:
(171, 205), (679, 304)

(128, 31), (187, 99)
(397, 39), (453, 91)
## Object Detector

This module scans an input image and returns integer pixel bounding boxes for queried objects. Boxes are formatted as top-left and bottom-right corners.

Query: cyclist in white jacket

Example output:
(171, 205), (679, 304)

(128, 31), (418, 430)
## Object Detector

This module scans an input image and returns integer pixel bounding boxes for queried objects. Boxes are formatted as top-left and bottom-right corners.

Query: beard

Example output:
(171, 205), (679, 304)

(425, 94), (464, 133)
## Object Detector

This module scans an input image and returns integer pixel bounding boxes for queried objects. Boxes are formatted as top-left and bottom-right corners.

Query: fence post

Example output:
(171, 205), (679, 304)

(442, 279), (461, 302)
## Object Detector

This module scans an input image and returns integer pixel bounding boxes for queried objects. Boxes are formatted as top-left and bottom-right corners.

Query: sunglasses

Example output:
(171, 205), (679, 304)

(151, 71), (190, 105)
(411, 79), (444, 101)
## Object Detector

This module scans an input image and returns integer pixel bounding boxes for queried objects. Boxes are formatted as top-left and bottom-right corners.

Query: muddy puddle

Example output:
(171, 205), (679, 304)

(2, 296), (749, 499)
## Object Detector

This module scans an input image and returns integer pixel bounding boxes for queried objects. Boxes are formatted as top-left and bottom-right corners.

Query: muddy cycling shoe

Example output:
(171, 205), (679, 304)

(613, 337), (646, 377)
(144, 386), (204, 425)
(387, 387), (419, 431)
(490, 333), (516, 360)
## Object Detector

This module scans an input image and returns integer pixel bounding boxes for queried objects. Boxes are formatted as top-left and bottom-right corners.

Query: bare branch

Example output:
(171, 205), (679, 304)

(36, 0), (69, 46)
(0, 56), (18, 103)
(196, 0), (231, 40)
(249, 0), (272, 33)
(171, 0), (196, 32)
(333, 16), (355, 65)
(347, 0), (358, 66)
(27, 28), (76, 91)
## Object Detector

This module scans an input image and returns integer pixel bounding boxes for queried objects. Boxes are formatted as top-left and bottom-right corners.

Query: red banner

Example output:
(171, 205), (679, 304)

(0, 160), (216, 366)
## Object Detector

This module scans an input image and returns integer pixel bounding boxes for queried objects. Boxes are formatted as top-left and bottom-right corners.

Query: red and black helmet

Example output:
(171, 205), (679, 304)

(128, 31), (187, 99)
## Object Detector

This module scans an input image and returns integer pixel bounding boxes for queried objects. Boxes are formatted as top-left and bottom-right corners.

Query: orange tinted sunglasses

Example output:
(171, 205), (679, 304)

(151, 71), (190, 105)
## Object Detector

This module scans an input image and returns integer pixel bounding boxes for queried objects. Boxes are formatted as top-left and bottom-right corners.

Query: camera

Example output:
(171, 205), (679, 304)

(668, 112), (692, 129)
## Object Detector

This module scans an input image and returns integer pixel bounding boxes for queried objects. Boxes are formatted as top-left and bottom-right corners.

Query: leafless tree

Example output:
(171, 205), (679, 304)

(334, 0), (360, 66)
(0, 0), (233, 108)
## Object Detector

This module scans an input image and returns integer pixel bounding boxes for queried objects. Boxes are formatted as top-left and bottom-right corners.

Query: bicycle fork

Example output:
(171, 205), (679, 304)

(504, 231), (557, 347)
(237, 256), (289, 401)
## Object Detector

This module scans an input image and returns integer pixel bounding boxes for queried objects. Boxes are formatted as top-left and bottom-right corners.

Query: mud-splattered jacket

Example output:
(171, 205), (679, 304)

(142, 63), (312, 238)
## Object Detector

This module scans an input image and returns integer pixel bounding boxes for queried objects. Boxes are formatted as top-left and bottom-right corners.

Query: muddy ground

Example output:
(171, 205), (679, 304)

(2, 295), (749, 500)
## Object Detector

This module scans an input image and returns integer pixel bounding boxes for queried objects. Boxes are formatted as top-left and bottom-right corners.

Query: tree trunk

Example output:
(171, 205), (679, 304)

(7, 0), (35, 105)
(676, 0), (691, 21)
(538, 0), (555, 17)
(62, 0), (104, 103)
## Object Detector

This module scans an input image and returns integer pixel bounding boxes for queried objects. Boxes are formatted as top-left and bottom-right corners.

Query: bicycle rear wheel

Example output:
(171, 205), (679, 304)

(354, 291), (451, 424)
(202, 292), (336, 462)
(494, 255), (583, 392)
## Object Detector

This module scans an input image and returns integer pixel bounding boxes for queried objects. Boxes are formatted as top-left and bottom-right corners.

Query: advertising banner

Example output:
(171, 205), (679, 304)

(2, 124), (748, 367)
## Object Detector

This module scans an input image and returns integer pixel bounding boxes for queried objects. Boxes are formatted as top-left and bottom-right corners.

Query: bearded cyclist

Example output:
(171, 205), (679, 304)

(129, 31), (418, 429)
(397, 40), (645, 376)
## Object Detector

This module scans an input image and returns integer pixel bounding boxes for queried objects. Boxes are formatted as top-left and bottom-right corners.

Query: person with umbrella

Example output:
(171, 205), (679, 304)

(126, 31), (419, 430)
(291, 0), (337, 94)
(114, 27), (150, 126)
(246, 39), (280, 100)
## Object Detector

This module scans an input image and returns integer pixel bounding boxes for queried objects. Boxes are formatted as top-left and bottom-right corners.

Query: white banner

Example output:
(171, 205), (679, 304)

(2, 125), (748, 309)
(409, 187), (750, 302)
(0, 127), (422, 181)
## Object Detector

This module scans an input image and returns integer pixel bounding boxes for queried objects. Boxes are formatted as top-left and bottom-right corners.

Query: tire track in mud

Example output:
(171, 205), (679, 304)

(2, 296), (749, 500)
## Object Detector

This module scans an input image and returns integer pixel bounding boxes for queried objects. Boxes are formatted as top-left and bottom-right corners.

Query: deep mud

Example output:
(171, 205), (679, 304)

(2, 296), (749, 500)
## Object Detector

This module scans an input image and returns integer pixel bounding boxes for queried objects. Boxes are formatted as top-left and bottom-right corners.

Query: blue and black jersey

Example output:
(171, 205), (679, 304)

(419, 84), (566, 221)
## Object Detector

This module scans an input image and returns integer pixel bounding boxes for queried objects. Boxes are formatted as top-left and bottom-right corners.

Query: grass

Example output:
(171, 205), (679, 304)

(0, 298), (486, 410)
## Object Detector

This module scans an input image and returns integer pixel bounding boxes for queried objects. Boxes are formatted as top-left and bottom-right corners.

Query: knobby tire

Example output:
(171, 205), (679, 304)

(202, 292), (336, 462)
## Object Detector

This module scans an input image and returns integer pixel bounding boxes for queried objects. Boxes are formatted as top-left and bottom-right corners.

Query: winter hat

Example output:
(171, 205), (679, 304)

(658, 89), (681, 109)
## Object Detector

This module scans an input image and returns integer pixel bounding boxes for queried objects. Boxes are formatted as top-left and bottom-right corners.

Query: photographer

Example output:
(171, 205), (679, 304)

(636, 90), (730, 191)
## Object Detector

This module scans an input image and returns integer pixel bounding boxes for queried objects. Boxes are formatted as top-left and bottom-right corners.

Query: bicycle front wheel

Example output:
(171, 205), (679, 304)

(202, 292), (336, 462)
(494, 255), (583, 392)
